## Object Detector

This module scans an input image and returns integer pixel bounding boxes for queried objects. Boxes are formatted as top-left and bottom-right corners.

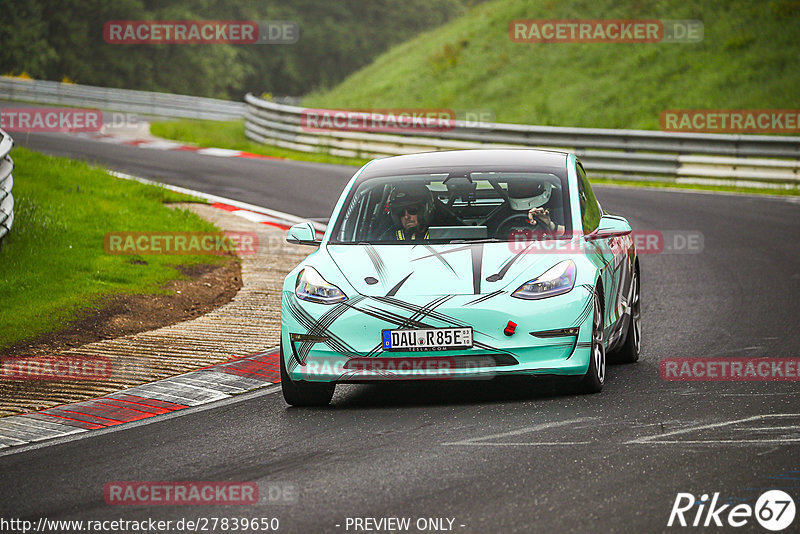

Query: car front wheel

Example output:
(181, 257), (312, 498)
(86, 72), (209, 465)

(609, 268), (641, 364)
(280, 342), (335, 406)
(578, 289), (605, 394)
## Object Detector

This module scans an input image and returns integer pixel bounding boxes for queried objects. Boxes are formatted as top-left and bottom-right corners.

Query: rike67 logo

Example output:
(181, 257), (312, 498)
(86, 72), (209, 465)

(668, 491), (796, 531)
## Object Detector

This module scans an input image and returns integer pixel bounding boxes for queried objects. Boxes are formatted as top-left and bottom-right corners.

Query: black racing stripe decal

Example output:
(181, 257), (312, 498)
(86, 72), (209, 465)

(289, 290), (506, 363)
(372, 295), (495, 339)
(372, 296), (470, 329)
(572, 295), (594, 328)
(286, 296), (361, 358)
(471, 340), (518, 360)
(407, 295), (453, 325)
(417, 245), (457, 276)
(413, 244), (474, 260)
(285, 294), (316, 332)
(364, 342), (384, 358)
(348, 299), (515, 360)
(609, 275), (618, 319)
(471, 243), (484, 295)
(604, 261), (620, 312)
(549, 342), (577, 349)
(485, 242), (536, 282)
(345, 302), (436, 330)
(317, 295), (362, 330)
(386, 272), (413, 297)
(400, 295), (446, 327)
(464, 290), (504, 306)
(285, 304), (332, 359)
(350, 296), (474, 335)
(308, 295), (363, 335)
(285, 299), (320, 364)
(297, 340), (314, 361)
(364, 244), (387, 280)
(568, 284), (597, 328)
(282, 292), (303, 372)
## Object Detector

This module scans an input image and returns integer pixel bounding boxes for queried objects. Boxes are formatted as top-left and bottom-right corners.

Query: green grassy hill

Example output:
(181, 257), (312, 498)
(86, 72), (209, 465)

(304, 0), (800, 129)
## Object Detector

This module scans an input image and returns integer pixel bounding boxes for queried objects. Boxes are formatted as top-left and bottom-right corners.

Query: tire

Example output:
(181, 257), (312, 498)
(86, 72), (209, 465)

(578, 289), (605, 394)
(280, 342), (335, 407)
(609, 268), (641, 364)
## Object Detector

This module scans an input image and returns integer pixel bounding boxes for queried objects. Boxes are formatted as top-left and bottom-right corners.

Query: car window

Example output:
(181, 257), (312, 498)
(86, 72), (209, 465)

(577, 163), (602, 234)
(331, 170), (572, 244)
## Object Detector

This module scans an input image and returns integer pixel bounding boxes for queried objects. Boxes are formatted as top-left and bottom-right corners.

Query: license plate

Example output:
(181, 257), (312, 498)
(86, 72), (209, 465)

(381, 327), (473, 352)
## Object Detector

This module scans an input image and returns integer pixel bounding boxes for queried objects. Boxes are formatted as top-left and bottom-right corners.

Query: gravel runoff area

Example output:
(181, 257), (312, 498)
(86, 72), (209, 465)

(0, 203), (309, 417)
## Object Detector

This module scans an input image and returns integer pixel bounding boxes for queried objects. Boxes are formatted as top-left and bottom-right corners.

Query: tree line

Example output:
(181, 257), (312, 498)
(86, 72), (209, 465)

(0, 0), (466, 99)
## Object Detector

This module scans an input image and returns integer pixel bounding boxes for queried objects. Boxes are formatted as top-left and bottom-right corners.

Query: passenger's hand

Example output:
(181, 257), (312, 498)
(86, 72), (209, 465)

(528, 207), (552, 229)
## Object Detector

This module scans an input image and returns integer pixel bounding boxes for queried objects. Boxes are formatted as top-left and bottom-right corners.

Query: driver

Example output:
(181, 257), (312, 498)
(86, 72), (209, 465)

(386, 183), (435, 240)
(507, 180), (565, 236)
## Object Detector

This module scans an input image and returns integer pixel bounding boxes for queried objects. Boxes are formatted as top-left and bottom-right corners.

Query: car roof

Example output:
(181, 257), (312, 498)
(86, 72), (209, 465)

(359, 149), (570, 178)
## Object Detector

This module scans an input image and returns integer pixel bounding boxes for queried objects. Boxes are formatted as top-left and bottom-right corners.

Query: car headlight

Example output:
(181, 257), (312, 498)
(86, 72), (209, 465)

(295, 266), (348, 304)
(512, 260), (576, 300)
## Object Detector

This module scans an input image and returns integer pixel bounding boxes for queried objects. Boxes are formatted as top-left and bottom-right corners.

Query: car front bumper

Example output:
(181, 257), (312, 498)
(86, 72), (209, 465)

(280, 285), (596, 383)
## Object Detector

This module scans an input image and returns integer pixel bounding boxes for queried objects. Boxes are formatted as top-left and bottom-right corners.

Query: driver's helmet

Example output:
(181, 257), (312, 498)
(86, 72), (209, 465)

(506, 180), (552, 211)
(388, 183), (435, 231)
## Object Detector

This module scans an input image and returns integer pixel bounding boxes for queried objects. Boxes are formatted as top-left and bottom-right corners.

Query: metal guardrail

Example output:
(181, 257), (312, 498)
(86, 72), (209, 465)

(0, 129), (14, 243)
(0, 77), (244, 121)
(244, 94), (800, 185)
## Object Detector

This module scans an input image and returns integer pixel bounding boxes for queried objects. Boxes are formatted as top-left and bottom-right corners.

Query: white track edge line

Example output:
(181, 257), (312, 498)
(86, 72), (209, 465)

(106, 169), (328, 232)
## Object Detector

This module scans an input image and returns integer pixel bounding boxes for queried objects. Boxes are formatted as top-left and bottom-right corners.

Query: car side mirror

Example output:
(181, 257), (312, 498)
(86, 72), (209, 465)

(286, 222), (320, 246)
(587, 215), (632, 240)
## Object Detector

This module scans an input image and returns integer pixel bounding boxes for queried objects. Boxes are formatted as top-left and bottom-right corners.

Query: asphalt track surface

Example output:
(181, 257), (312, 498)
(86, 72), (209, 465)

(2, 131), (799, 533)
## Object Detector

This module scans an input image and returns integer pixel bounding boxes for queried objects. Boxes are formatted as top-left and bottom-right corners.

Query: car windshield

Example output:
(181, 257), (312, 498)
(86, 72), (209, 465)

(330, 170), (572, 244)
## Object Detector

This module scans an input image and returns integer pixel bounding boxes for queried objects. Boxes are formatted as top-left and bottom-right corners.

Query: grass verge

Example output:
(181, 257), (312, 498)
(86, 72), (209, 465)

(0, 147), (228, 349)
(304, 0), (800, 129)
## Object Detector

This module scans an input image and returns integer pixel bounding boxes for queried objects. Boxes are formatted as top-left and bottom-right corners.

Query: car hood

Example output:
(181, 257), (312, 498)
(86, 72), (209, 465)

(326, 242), (558, 297)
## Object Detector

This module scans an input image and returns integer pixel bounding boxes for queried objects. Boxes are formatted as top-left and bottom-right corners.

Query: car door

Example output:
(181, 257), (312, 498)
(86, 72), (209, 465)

(576, 162), (630, 337)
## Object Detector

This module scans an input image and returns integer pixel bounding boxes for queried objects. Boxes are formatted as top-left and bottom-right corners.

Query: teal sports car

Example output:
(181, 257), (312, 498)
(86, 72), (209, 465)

(280, 149), (640, 406)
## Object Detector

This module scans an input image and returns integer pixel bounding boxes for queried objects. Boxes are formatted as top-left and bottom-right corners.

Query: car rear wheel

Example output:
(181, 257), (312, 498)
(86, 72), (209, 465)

(280, 343), (335, 407)
(578, 290), (605, 394)
(609, 268), (641, 364)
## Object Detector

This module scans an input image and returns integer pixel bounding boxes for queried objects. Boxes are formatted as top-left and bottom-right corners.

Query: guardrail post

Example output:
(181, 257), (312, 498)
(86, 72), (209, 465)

(0, 128), (15, 245)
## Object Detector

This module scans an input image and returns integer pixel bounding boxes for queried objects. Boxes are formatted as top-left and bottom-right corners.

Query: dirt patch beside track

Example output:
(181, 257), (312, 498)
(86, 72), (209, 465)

(1, 259), (242, 359)
(0, 203), (309, 417)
